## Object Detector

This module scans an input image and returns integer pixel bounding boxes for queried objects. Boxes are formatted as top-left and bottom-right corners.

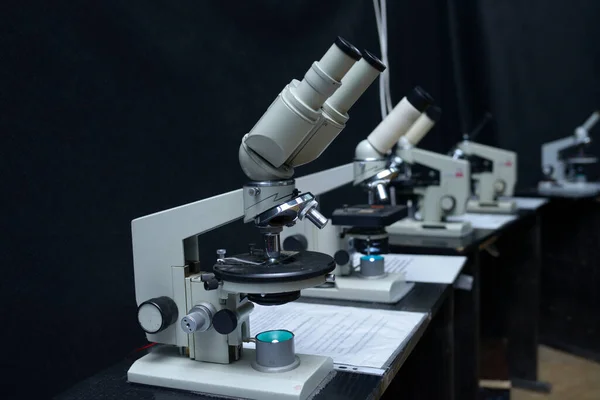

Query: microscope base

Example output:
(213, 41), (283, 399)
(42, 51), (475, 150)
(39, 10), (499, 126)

(538, 181), (600, 197)
(387, 218), (473, 238)
(128, 346), (333, 400)
(302, 274), (414, 304)
(467, 199), (517, 214)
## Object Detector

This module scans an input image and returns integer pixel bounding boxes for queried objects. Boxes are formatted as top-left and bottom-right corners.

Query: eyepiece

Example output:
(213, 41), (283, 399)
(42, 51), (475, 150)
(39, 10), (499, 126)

(425, 105), (442, 122)
(335, 36), (362, 61)
(406, 86), (434, 112)
(361, 49), (386, 72)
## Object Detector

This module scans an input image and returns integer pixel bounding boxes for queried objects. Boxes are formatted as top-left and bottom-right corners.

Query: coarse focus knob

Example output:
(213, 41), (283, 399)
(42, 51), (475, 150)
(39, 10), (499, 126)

(494, 180), (506, 193)
(283, 234), (308, 251)
(334, 250), (350, 266)
(440, 196), (456, 212)
(181, 303), (217, 333)
(137, 296), (178, 334)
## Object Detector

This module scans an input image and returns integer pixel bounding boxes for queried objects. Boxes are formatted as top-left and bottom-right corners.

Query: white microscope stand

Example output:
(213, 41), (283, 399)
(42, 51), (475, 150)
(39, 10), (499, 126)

(280, 186), (414, 304)
(387, 148), (473, 238)
(128, 165), (353, 400)
(539, 123), (600, 197)
(459, 142), (518, 214)
(301, 271), (414, 304)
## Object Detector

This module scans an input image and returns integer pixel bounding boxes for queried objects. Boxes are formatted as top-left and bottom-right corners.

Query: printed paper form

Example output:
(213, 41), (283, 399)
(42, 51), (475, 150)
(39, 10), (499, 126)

(446, 213), (517, 229)
(352, 253), (467, 284)
(499, 196), (548, 210)
(246, 302), (427, 371)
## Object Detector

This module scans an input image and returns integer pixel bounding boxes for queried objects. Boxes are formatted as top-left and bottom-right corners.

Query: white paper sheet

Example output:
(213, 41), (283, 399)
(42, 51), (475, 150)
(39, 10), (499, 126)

(446, 213), (517, 229)
(246, 302), (427, 372)
(352, 253), (467, 284)
(498, 196), (548, 210)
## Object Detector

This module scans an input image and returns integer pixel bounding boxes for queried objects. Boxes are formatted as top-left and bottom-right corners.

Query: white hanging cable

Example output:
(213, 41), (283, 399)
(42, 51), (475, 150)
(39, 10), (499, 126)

(373, 0), (393, 121)
(381, 0), (393, 114)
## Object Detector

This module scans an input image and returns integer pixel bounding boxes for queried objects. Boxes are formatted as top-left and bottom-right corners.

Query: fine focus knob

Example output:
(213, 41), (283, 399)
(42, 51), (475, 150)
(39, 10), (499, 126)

(181, 303), (217, 333)
(137, 296), (178, 334)
(283, 234), (308, 251)
(213, 309), (238, 335)
(440, 196), (456, 212)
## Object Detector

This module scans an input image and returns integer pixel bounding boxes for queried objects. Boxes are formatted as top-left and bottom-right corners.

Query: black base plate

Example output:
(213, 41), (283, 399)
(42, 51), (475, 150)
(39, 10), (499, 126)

(331, 204), (408, 227)
(213, 250), (335, 283)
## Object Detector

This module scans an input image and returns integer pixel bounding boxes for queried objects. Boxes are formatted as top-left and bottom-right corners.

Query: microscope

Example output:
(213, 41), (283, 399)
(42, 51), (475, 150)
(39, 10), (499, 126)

(281, 88), (436, 303)
(128, 37), (384, 400)
(450, 113), (518, 214)
(387, 108), (473, 238)
(539, 111), (600, 197)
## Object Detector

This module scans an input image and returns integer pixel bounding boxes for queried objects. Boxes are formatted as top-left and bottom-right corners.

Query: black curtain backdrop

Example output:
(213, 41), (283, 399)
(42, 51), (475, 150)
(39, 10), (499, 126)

(1, 1), (459, 397)
(474, 0), (600, 187)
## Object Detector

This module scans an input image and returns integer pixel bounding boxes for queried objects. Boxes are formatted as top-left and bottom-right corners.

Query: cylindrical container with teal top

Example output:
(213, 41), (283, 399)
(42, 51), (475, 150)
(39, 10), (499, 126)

(359, 255), (386, 278)
(252, 329), (301, 373)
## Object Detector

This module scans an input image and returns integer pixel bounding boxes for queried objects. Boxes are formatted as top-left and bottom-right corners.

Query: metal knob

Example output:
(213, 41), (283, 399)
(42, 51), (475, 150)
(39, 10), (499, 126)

(248, 187), (261, 196)
(181, 303), (216, 333)
(216, 249), (226, 259)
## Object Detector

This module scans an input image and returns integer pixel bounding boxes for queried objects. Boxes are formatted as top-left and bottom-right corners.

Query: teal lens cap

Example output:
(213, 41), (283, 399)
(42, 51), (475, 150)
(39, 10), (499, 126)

(256, 329), (294, 343)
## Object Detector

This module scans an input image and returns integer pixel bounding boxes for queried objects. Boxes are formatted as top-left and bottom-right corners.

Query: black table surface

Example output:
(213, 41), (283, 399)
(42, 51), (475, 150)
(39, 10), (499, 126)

(388, 209), (538, 256)
(56, 283), (451, 400)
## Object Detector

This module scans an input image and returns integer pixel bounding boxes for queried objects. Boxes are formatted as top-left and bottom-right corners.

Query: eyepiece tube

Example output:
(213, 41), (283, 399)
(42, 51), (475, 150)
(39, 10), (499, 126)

(241, 38), (361, 178)
(366, 86), (433, 154)
(403, 106), (441, 147)
(325, 50), (386, 116)
(292, 37), (360, 111)
(286, 49), (384, 167)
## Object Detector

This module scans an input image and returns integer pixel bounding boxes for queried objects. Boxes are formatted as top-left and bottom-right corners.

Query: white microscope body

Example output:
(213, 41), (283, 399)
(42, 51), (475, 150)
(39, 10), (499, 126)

(455, 140), (518, 214)
(387, 110), (473, 238)
(128, 37), (384, 400)
(539, 111), (600, 197)
(282, 89), (435, 304)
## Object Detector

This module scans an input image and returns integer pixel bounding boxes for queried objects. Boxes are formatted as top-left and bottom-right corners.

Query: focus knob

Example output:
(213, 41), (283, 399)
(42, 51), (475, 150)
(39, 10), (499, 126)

(440, 196), (456, 212)
(181, 303), (217, 333)
(283, 234), (308, 251)
(137, 296), (178, 334)
(213, 309), (238, 335)
(494, 180), (506, 193)
(334, 250), (350, 266)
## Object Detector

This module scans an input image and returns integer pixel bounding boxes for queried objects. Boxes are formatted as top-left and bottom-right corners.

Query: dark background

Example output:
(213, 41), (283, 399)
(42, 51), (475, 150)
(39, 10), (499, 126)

(1, 1), (599, 398)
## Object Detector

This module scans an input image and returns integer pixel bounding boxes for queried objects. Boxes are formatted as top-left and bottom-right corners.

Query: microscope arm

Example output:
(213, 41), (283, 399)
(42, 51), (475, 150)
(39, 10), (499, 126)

(541, 136), (580, 181)
(458, 142), (517, 198)
(542, 111), (599, 181)
(132, 163), (353, 347)
(397, 147), (470, 220)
